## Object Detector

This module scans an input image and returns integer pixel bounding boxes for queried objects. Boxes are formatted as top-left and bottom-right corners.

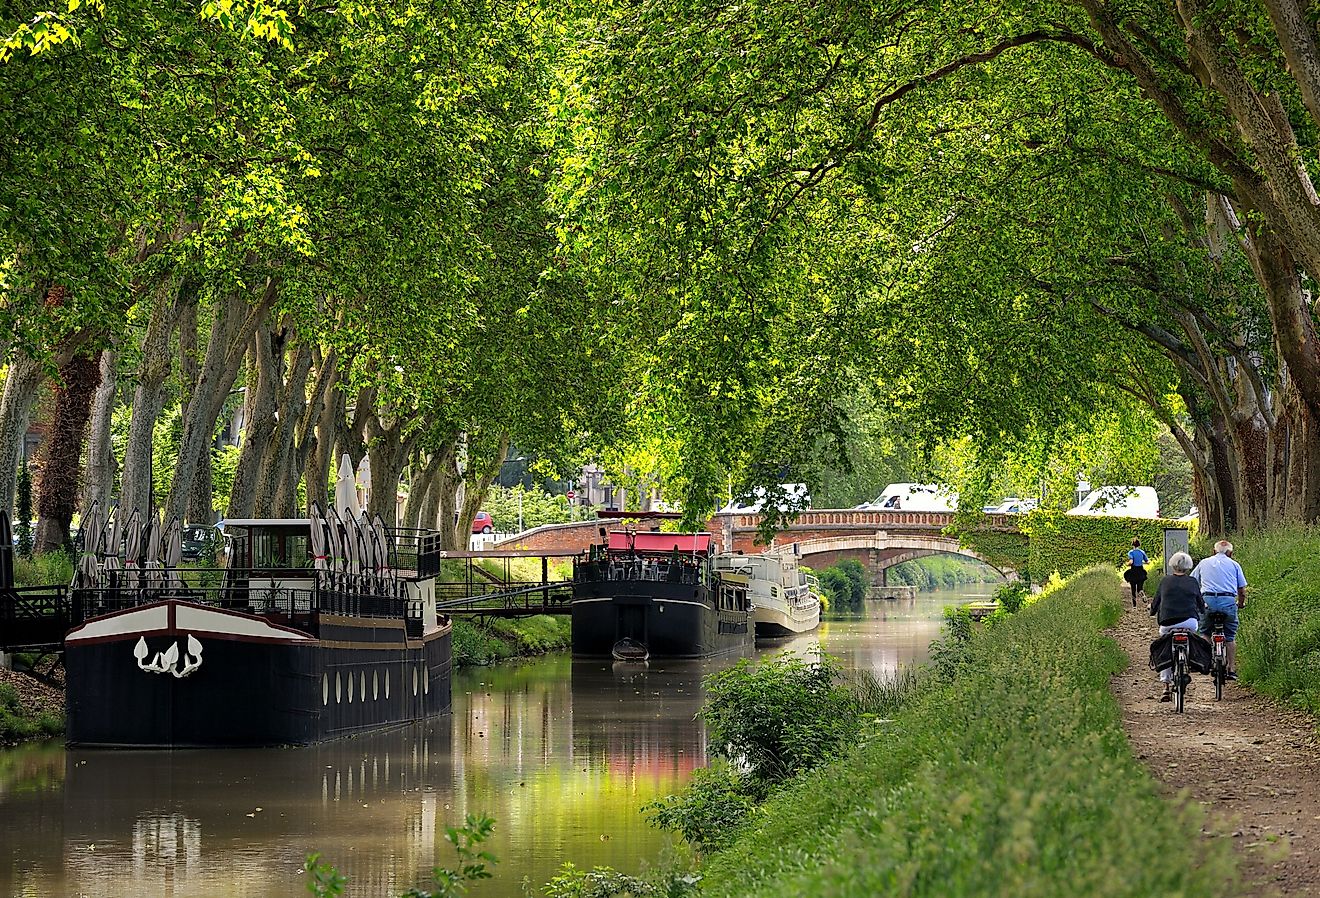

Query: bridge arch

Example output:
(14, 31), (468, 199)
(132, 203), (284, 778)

(794, 534), (1017, 583)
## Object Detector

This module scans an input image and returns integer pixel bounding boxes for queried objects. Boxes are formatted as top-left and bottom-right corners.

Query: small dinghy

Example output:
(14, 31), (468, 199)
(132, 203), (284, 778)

(611, 637), (649, 662)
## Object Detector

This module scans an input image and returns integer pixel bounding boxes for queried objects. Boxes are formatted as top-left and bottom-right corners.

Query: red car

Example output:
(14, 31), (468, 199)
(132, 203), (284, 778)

(471, 512), (493, 534)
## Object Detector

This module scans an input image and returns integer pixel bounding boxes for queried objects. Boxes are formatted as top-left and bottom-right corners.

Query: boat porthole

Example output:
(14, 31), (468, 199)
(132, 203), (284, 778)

(322, 674), (329, 707)
(423, 668), (429, 694)
(413, 666), (419, 696)
(373, 671), (379, 700)
(385, 670), (390, 699)
(360, 671), (366, 702)
(335, 672), (342, 704)
(348, 671), (353, 703)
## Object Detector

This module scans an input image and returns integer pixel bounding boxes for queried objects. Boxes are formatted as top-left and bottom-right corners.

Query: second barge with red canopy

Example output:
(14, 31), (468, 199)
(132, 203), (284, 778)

(571, 531), (752, 659)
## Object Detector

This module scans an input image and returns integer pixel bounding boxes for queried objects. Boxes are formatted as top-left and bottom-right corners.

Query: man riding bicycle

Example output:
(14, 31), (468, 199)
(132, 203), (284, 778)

(1192, 540), (1247, 681)
(1149, 551), (1205, 702)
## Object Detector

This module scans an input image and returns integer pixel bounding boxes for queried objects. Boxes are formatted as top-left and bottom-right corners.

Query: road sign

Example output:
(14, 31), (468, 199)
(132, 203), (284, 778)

(566, 490), (576, 500)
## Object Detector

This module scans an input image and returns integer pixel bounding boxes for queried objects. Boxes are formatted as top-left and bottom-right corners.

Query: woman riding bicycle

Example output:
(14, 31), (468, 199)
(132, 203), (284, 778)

(1149, 551), (1205, 702)
(1124, 538), (1149, 607)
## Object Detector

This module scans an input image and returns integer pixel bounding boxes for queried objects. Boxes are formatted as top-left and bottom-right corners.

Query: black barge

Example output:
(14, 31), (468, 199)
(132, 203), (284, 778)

(571, 531), (752, 659)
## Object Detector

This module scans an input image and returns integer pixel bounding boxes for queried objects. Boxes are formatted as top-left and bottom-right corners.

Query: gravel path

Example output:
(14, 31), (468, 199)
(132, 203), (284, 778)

(1110, 596), (1320, 896)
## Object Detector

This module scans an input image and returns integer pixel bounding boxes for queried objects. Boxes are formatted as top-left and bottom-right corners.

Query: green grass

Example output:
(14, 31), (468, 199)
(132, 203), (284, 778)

(695, 568), (1236, 898)
(12, 551), (74, 588)
(451, 615), (571, 667)
(1216, 527), (1320, 711)
(0, 684), (63, 744)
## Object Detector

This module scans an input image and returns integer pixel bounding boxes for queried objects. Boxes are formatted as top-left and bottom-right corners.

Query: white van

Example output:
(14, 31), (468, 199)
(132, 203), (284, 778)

(718, 482), (810, 514)
(861, 483), (958, 512)
(1066, 486), (1160, 518)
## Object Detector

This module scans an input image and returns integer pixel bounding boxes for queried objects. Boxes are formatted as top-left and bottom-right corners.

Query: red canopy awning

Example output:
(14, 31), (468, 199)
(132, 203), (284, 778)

(607, 531), (713, 554)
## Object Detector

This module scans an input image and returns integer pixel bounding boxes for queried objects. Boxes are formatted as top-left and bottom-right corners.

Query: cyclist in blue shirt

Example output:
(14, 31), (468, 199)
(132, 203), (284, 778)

(1192, 540), (1248, 681)
(1124, 538), (1149, 607)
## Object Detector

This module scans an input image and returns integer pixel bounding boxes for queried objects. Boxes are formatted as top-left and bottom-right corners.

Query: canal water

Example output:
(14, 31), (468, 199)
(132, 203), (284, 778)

(0, 584), (994, 897)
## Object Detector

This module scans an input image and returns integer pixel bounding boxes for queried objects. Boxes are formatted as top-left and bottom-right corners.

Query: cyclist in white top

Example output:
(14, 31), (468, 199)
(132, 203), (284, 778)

(1191, 540), (1247, 680)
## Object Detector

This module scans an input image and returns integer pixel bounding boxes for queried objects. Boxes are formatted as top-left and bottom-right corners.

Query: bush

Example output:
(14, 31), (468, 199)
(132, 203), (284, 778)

(993, 580), (1030, 614)
(696, 568), (1237, 898)
(643, 763), (760, 851)
(701, 652), (863, 788)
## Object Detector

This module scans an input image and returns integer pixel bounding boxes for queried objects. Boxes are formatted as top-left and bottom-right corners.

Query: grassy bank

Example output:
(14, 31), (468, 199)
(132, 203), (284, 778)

(1221, 527), (1320, 710)
(452, 615), (572, 667)
(0, 672), (63, 745)
(693, 568), (1234, 898)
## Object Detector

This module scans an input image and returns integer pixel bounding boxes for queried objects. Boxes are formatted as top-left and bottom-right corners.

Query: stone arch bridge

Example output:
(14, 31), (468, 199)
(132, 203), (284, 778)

(500, 510), (1020, 582)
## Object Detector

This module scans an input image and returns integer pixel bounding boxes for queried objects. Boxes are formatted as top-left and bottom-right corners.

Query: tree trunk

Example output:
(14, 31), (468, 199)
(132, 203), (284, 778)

(166, 281), (276, 523)
(120, 282), (184, 516)
(227, 332), (280, 519)
(401, 451), (442, 530)
(0, 353), (48, 515)
(35, 353), (101, 553)
(455, 432), (509, 550)
(84, 349), (118, 514)
(256, 339), (312, 517)
(435, 440), (463, 548)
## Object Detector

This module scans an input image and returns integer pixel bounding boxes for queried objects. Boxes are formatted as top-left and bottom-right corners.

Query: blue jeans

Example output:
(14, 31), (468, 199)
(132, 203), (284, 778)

(1201, 595), (1239, 642)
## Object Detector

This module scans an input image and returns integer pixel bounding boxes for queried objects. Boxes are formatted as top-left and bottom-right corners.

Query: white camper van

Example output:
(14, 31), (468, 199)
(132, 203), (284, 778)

(861, 483), (958, 512)
(1066, 486), (1160, 519)
(718, 483), (811, 514)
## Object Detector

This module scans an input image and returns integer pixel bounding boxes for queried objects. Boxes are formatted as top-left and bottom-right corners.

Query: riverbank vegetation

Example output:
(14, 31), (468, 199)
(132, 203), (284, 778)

(886, 555), (1000, 592)
(451, 616), (572, 668)
(1221, 528), (1320, 712)
(649, 569), (1234, 897)
(0, 673), (62, 744)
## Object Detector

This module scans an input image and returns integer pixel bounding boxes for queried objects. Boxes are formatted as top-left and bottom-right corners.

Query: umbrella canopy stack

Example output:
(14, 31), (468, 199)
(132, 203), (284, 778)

(0, 511), (14, 596)
(122, 508), (143, 589)
(163, 516), (184, 591)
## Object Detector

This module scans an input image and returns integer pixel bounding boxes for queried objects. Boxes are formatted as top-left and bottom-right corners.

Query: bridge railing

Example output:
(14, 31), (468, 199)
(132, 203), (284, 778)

(720, 510), (1014, 530)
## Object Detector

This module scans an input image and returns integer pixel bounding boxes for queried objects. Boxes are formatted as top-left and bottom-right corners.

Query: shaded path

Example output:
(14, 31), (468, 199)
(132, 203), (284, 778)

(1110, 597), (1320, 895)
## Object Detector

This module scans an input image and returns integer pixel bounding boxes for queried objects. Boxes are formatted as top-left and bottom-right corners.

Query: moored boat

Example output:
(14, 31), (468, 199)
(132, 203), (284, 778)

(63, 501), (451, 748)
(571, 531), (752, 659)
(713, 546), (821, 638)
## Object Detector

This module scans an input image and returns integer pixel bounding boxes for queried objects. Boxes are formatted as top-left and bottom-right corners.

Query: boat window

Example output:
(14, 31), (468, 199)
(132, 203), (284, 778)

(423, 668), (429, 694)
(373, 671), (379, 700)
(322, 673), (329, 706)
(360, 671), (366, 702)
(413, 667), (419, 697)
(348, 672), (354, 703)
(335, 672), (342, 704)
(385, 670), (390, 699)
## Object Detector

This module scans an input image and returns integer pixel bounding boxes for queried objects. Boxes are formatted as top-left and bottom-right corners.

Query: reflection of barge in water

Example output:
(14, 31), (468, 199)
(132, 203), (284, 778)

(64, 504), (451, 748)
(571, 531), (752, 659)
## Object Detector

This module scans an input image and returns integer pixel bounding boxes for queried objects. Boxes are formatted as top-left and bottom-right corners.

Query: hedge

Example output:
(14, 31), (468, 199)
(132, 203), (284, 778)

(954, 513), (1191, 582)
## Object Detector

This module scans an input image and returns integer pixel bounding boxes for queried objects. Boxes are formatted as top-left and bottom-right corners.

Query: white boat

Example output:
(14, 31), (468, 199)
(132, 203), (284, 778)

(714, 547), (821, 638)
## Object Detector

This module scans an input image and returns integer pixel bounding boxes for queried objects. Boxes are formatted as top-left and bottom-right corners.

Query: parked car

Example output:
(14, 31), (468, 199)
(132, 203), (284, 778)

(471, 512), (494, 534)
(181, 524), (218, 560)
(1066, 486), (1160, 519)
(717, 483), (810, 514)
(860, 483), (958, 512)
(984, 497), (1038, 515)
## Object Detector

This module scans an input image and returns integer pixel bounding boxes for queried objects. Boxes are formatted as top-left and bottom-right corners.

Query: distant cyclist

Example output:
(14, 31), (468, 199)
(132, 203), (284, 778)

(1149, 551), (1205, 702)
(1124, 538), (1149, 607)
(1192, 540), (1247, 681)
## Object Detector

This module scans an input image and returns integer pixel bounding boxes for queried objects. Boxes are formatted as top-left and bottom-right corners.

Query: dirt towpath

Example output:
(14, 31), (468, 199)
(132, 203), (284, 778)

(1111, 597), (1320, 895)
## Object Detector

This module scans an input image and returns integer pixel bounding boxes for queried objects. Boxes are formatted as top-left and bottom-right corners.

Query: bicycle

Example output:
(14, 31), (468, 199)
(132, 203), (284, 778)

(1170, 630), (1192, 713)
(1207, 611), (1229, 701)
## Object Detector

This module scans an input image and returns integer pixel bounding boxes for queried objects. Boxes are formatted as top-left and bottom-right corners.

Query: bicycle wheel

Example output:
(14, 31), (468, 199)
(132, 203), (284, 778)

(1175, 656), (1187, 714)
(1214, 658), (1224, 702)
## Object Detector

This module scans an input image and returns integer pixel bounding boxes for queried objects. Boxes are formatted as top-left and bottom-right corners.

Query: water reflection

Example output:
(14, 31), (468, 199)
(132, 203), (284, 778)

(0, 590), (972, 897)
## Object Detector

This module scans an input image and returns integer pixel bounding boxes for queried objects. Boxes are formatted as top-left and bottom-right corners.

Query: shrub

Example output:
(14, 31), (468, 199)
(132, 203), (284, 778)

(644, 762), (760, 851)
(993, 580), (1030, 614)
(13, 551), (74, 588)
(701, 652), (863, 788)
